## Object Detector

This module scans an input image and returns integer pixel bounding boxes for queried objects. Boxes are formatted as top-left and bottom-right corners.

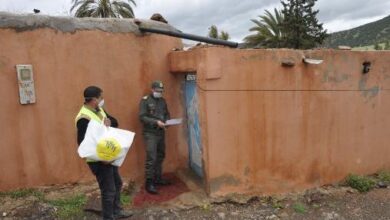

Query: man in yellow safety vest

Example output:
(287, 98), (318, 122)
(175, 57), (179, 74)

(75, 86), (132, 220)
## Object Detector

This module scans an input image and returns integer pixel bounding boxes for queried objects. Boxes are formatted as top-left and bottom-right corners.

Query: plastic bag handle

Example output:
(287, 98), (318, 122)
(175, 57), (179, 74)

(102, 117), (109, 131)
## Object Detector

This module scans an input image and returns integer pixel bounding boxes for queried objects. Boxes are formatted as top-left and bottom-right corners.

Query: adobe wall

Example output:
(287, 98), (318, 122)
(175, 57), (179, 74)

(170, 47), (390, 196)
(0, 13), (188, 190)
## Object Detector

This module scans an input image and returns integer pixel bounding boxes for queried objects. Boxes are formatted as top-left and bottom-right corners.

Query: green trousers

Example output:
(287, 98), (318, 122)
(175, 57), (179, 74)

(144, 133), (166, 181)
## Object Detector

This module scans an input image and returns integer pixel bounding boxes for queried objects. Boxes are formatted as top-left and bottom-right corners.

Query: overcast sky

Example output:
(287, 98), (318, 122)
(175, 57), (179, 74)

(0, 0), (389, 42)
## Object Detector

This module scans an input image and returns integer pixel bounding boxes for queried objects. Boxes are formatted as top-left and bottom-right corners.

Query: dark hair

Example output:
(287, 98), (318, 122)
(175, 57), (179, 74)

(83, 86), (102, 103)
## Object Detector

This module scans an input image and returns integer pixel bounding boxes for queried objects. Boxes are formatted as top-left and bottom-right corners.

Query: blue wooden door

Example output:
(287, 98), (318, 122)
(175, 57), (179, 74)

(185, 74), (203, 177)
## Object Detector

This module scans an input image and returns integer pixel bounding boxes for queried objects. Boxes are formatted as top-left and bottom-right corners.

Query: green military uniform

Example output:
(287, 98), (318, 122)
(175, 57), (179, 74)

(139, 82), (170, 184)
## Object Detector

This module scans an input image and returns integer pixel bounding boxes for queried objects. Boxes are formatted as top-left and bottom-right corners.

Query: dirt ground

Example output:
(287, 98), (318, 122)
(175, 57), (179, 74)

(1, 181), (390, 220)
(133, 185), (390, 220)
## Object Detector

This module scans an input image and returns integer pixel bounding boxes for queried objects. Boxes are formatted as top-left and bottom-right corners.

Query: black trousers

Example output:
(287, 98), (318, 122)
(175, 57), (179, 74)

(144, 133), (166, 181)
(88, 162), (122, 220)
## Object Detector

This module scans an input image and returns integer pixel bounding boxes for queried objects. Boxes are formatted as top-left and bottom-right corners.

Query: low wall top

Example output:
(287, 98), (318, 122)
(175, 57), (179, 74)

(0, 12), (178, 34)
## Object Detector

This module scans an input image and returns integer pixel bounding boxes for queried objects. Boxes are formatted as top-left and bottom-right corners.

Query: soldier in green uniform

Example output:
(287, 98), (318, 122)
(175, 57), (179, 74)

(139, 80), (171, 194)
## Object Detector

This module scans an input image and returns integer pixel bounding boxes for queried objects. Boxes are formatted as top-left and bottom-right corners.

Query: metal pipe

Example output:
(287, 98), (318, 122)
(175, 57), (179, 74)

(138, 26), (239, 48)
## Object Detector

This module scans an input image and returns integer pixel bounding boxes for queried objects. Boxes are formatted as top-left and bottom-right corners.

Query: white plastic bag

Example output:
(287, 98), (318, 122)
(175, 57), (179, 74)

(78, 120), (135, 166)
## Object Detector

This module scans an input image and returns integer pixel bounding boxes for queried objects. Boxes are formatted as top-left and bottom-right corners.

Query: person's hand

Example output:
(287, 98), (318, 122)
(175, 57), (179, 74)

(104, 118), (111, 127)
(157, 120), (166, 128)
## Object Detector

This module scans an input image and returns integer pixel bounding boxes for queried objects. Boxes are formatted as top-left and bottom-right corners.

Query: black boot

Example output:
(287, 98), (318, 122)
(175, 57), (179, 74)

(114, 210), (133, 219)
(145, 180), (158, 194)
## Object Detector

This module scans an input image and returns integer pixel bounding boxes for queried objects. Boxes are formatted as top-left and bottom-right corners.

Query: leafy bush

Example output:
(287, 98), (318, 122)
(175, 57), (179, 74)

(120, 193), (132, 206)
(293, 203), (307, 214)
(377, 170), (390, 184)
(346, 174), (376, 192)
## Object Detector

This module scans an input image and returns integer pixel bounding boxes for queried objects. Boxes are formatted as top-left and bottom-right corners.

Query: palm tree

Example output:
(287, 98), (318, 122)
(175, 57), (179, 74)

(71, 0), (136, 18)
(244, 8), (284, 48)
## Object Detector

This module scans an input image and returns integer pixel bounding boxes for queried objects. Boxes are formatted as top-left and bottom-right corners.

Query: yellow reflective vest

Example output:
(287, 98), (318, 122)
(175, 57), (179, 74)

(75, 105), (107, 162)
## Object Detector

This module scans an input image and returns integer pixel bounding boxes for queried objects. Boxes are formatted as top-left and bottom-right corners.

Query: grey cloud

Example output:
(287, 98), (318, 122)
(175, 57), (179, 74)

(0, 0), (71, 14)
(317, 0), (390, 22)
(0, 0), (389, 41)
(159, 0), (279, 41)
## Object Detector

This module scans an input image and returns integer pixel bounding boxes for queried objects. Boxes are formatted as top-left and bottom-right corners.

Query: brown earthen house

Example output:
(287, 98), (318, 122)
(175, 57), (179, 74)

(1, 13), (390, 197)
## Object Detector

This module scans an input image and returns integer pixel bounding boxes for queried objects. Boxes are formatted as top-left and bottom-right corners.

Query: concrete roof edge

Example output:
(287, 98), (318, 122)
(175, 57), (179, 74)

(0, 12), (179, 34)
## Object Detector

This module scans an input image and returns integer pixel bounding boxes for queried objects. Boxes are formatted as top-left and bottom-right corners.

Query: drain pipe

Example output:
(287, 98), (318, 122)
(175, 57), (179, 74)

(135, 21), (239, 48)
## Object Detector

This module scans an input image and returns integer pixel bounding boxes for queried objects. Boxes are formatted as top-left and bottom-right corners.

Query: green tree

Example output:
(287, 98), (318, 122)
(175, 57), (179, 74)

(207, 25), (230, 40)
(71, 0), (136, 18)
(374, 42), (382, 50)
(280, 0), (327, 49)
(243, 8), (284, 48)
(220, 31), (230, 40)
(208, 25), (219, 39)
(384, 41), (390, 50)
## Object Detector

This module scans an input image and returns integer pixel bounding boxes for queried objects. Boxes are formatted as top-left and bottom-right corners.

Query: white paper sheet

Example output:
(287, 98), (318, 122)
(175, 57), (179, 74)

(165, 118), (183, 126)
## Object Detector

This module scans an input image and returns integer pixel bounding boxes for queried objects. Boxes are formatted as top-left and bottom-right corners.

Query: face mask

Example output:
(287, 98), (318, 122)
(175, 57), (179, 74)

(153, 92), (163, 98)
(98, 99), (105, 108)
